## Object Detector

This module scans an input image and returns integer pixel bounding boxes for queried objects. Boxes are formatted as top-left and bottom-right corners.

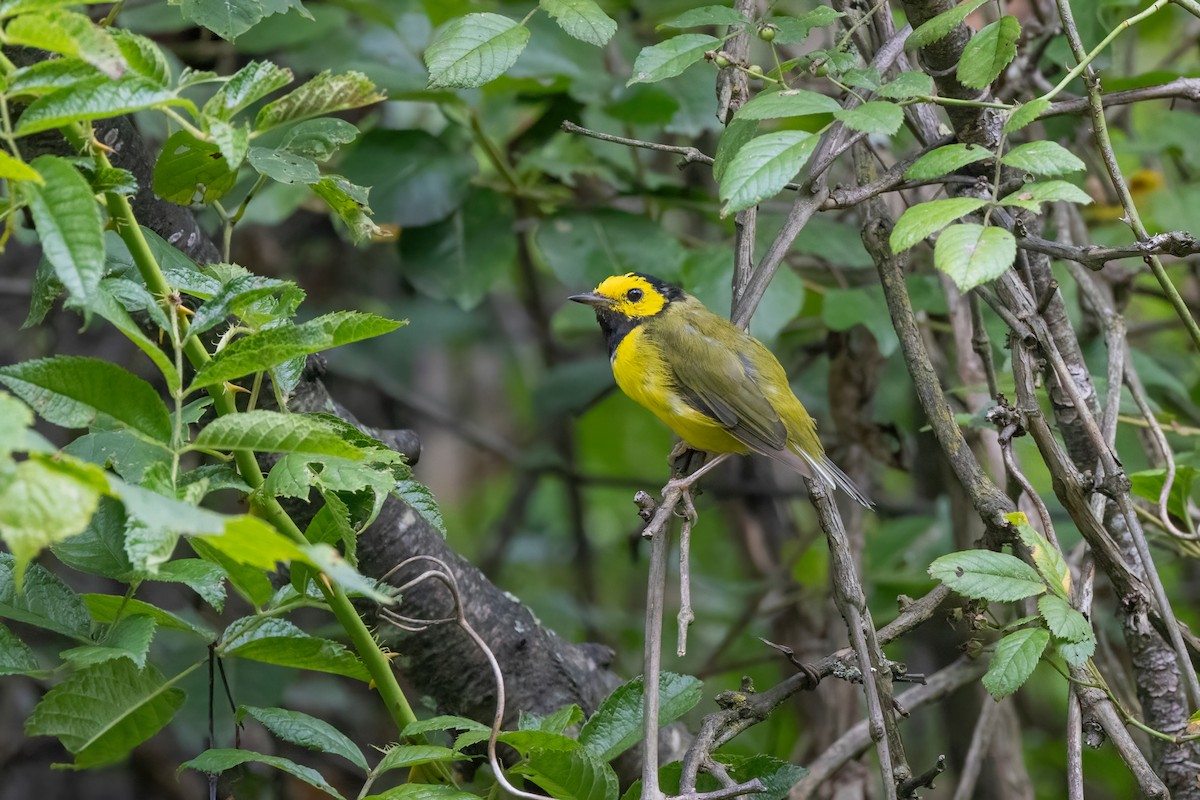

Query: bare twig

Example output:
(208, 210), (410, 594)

(561, 120), (714, 167)
(899, 754), (946, 798)
(1042, 77), (1200, 118)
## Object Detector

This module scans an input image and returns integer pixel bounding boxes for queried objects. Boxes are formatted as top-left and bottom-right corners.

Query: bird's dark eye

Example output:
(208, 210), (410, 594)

(627, 288), (644, 302)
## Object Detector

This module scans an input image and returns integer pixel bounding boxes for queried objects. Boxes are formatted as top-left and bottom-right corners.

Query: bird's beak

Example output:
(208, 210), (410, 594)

(568, 292), (613, 308)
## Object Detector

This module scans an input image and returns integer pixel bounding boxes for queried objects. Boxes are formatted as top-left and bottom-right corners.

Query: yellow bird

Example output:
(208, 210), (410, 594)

(571, 272), (871, 507)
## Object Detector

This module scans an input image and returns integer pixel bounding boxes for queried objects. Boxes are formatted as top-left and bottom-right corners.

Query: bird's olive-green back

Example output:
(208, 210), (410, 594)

(645, 295), (823, 457)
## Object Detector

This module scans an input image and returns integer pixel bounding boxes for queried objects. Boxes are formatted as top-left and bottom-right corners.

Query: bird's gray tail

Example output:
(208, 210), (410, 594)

(800, 451), (874, 509)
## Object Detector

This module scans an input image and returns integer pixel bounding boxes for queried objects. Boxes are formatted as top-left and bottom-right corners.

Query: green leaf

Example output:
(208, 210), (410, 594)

(374, 744), (462, 776)
(86, 282), (181, 391)
(8, 58), (103, 97)
(153, 559), (228, 610)
(219, 616), (370, 681)
(1000, 180), (1092, 211)
(889, 197), (986, 252)
(21, 156), (103, 304)
(822, 285), (898, 358)
(0, 455), (108, 586)
(189, 311), (403, 389)
(540, 0), (616, 47)
(627, 34), (719, 86)
(579, 673), (702, 762)
(425, 13), (531, 89)
(25, 660), (185, 767)
(512, 747), (619, 800)
(0, 553), (92, 640)
(877, 71), (935, 99)
(711, 755), (807, 800)
(179, 0), (311, 41)
(85, 593), (214, 639)
(153, 130), (239, 205)
(194, 410), (370, 459)
(364, 786), (480, 800)
(202, 60), (293, 121)
(1001, 141), (1086, 176)
(311, 175), (382, 244)
(1130, 467), (1198, 522)
(61, 613), (156, 668)
(394, 478), (445, 535)
(929, 549), (1045, 602)
(658, 5), (747, 30)
(1037, 595), (1093, 643)
(521, 704), (585, 734)
(1057, 635), (1095, 668)
(186, 273), (291, 341)
(905, 144), (992, 180)
(248, 145), (321, 184)
(906, 0), (988, 50)
(957, 16), (1020, 90)
(1007, 512), (1070, 597)
(5, 9), (124, 78)
(712, 118), (757, 183)
(51, 496), (134, 578)
(982, 627), (1049, 699)
(280, 118), (358, 162)
(768, 7), (843, 44)
(400, 715), (489, 737)
(934, 224), (1016, 290)
(0, 624), (42, 676)
(0, 150), (43, 183)
(719, 130), (817, 216)
(255, 69), (382, 130)
(15, 75), (186, 136)
(239, 705), (368, 772)
(111, 29), (170, 86)
(834, 101), (904, 135)
(398, 188), (515, 310)
(180, 749), (345, 800)
(732, 88), (841, 121)
(0, 355), (172, 442)
(0, 392), (33, 457)
(207, 118), (250, 169)
(1004, 98), (1050, 133)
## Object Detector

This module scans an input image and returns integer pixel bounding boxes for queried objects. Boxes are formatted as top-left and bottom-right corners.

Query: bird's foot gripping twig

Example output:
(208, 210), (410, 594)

(663, 452), (731, 501)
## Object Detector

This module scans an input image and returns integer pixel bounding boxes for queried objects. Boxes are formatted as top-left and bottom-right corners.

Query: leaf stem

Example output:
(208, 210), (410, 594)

(64, 125), (421, 734)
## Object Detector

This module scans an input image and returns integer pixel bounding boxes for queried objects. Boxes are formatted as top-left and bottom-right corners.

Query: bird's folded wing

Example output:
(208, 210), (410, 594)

(657, 310), (789, 453)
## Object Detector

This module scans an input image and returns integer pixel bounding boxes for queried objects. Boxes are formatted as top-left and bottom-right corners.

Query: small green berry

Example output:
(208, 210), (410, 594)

(747, 64), (764, 77)
(714, 54), (731, 68)
(813, 63), (830, 78)
(758, 24), (777, 42)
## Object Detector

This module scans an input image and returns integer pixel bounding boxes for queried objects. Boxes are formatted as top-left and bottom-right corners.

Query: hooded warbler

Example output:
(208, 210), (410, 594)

(570, 272), (871, 508)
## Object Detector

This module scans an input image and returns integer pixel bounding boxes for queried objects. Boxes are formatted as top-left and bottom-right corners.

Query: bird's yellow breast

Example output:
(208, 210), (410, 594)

(611, 325), (748, 454)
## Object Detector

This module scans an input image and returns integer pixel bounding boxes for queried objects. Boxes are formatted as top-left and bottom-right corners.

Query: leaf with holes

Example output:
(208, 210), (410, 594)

(928, 549), (1045, 602)
(1000, 180), (1092, 212)
(255, 70), (381, 130)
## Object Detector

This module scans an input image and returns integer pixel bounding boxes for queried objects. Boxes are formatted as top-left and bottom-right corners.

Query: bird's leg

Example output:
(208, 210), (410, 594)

(663, 452), (731, 498)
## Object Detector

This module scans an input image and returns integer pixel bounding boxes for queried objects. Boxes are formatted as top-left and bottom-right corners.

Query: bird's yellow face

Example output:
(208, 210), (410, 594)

(585, 273), (669, 318)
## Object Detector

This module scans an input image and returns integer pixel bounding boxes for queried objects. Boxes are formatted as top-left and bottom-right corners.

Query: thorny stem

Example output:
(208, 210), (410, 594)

(59, 126), (423, 736)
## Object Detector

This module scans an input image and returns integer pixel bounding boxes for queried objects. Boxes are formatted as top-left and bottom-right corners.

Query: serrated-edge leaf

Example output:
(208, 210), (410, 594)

(1000, 141), (1086, 176)
(0, 150), (43, 183)
(255, 70), (383, 130)
(394, 478), (445, 535)
(904, 143), (992, 180)
(219, 616), (370, 681)
(627, 33), (719, 86)
(719, 130), (816, 215)
(906, 0), (989, 50)
(578, 672), (702, 762)
(1000, 179), (1092, 210)
(1007, 513), (1070, 596)
(239, 705), (368, 772)
(425, 13), (531, 89)
(374, 744), (462, 775)
(928, 549), (1046, 602)
(658, 5), (748, 30)
(1037, 595), (1093, 643)
(0, 554), (92, 640)
(834, 101), (904, 135)
(957, 16), (1020, 90)
(933, 223), (1016, 291)
(15, 75), (188, 136)
(22, 155), (103, 304)
(400, 715), (489, 737)
(732, 88), (841, 121)
(540, 0), (616, 47)
(189, 311), (403, 389)
(876, 71), (935, 99)
(982, 627), (1049, 699)
(511, 746), (619, 800)
(889, 197), (986, 252)
(0, 623), (42, 675)
(193, 410), (370, 459)
(180, 749), (346, 800)
(1004, 97), (1050, 133)
(202, 60), (293, 121)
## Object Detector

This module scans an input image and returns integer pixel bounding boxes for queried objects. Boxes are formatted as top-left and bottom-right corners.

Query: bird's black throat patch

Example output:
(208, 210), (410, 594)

(595, 308), (642, 359)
